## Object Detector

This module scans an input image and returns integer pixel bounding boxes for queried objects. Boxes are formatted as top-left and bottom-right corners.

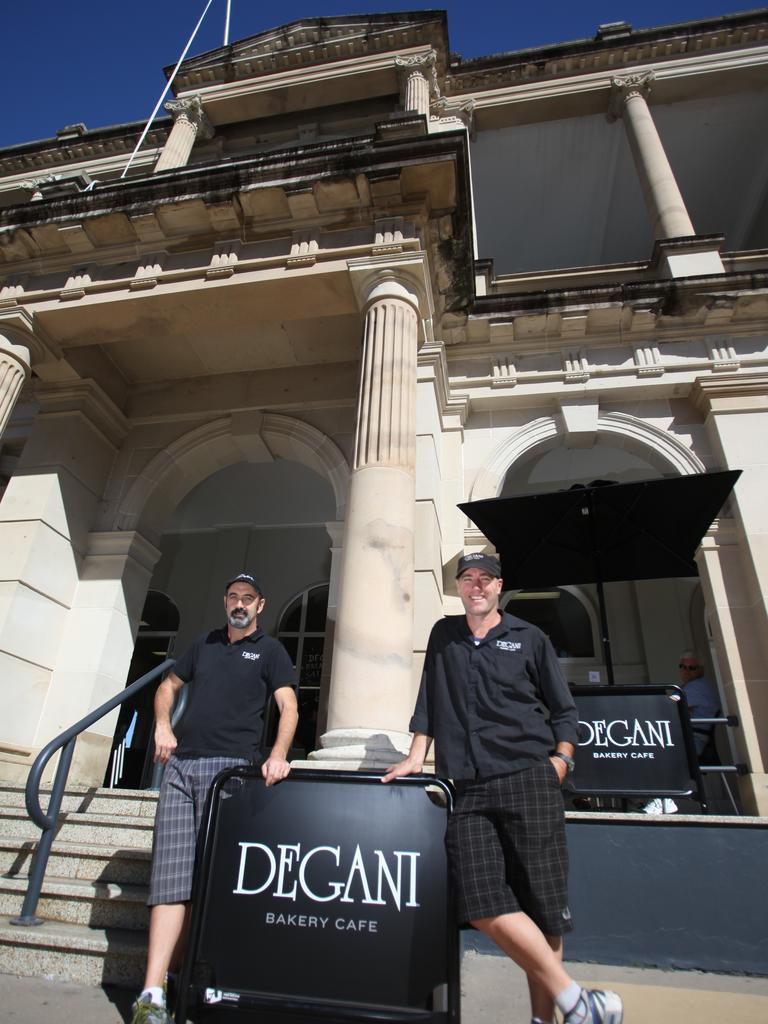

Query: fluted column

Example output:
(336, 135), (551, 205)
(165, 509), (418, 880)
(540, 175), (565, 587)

(395, 51), (436, 117)
(153, 96), (214, 173)
(0, 333), (31, 440)
(314, 274), (421, 769)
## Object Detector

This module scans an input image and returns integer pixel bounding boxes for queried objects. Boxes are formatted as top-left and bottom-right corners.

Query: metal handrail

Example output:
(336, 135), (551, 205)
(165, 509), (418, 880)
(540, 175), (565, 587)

(690, 713), (746, 814)
(11, 657), (176, 926)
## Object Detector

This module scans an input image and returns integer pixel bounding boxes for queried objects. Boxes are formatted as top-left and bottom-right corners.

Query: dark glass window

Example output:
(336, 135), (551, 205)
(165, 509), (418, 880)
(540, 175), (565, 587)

(273, 584), (330, 754)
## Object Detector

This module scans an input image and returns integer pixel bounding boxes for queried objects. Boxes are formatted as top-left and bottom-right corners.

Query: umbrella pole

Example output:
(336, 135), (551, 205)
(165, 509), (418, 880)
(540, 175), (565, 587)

(595, 578), (615, 686)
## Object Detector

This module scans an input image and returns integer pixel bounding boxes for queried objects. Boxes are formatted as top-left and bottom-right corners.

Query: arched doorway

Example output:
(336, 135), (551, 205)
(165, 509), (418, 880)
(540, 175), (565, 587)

(115, 448), (342, 782)
(489, 425), (712, 688)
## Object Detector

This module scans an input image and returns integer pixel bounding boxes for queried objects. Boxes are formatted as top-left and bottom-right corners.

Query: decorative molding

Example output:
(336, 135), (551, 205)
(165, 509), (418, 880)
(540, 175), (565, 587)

(490, 353), (517, 387)
(692, 372), (768, 414)
(31, 379), (129, 448)
(633, 341), (664, 378)
(418, 341), (469, 429)
(85, 530), (162, 574)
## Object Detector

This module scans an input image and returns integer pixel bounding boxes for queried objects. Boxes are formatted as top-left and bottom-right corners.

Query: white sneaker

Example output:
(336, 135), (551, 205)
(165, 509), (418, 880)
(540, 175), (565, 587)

(565, 989), (623, 1024)
(641, 797), (677, 814)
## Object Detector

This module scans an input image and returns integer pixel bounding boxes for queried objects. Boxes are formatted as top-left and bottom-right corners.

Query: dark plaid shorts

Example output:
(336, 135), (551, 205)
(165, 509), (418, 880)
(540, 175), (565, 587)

(444, 762), (573, 935)
(148, 755), (249, 905)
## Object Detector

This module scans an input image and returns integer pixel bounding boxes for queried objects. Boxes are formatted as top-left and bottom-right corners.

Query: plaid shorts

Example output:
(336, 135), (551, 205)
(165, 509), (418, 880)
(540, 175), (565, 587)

(444, 762), (573, 935)
(148, 755), (249, 906)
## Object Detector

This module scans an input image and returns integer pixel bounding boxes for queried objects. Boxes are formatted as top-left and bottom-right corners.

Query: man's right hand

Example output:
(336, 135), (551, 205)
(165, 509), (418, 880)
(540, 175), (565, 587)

(381, 757), (422, 783)
(154, 723), (177, 764)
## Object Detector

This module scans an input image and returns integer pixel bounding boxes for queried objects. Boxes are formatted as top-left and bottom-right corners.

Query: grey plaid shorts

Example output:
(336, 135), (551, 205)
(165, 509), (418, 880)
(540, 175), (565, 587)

(445, 762), (573, 935)
(148, 755), (249, 906)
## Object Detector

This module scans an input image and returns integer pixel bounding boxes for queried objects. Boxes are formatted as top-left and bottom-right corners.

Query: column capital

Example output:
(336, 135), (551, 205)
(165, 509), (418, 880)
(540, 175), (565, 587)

(431, 96), (476, 137)
(608, 70), (655, 121)
(0, 333), (31, 377)
(347, 253), (434, 336)
(394, 48), (437, 76)
(0, 321), (32, 441)
(395, 49), (439, 115)
(163, 95), (214, 141)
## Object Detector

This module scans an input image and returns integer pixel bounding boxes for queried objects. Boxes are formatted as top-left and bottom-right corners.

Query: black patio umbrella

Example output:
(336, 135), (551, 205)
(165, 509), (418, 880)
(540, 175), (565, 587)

(459, 470), (741, 684)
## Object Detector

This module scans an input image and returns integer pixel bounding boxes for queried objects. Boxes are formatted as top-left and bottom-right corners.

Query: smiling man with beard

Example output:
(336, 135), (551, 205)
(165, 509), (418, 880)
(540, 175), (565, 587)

(130, 571), (298, 1024)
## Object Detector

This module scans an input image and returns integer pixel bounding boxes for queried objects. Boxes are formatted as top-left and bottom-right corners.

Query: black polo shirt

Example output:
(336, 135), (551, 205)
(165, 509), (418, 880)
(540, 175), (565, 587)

(410, 612), (579, 780)
(173, 626), (297, 760)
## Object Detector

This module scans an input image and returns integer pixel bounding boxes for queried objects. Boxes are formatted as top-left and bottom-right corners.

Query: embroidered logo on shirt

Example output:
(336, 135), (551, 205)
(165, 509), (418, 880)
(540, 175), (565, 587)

(241, 651), (261, 661)
(495, 640), (522, 652)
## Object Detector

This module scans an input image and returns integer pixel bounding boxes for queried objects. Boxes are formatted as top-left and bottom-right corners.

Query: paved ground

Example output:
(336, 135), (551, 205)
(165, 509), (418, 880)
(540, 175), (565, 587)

(2, 957), (768, 1023)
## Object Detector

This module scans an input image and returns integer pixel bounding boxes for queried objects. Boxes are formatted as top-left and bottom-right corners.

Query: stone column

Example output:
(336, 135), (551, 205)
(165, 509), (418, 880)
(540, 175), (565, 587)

(608, 72), (724, 276)
(609, 72), (694, 240)
(153, 96), (214, 174)
(34, 530), (161, 787)
(692, 373), (768, 815)
(0, 333), (31, 440)
(395, 51), (436, 117)
(314, 270), (423, 769)
(0, 380), (129, 785)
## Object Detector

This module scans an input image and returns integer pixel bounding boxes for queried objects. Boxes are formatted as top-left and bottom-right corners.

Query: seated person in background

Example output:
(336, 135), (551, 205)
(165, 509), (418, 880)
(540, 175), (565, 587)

(678, 651), (720, 759)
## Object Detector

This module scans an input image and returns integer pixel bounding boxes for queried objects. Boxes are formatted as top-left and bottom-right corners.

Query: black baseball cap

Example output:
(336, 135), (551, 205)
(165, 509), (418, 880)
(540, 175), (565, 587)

(224, 572), (263, 595)
(455, 553), (501, 578)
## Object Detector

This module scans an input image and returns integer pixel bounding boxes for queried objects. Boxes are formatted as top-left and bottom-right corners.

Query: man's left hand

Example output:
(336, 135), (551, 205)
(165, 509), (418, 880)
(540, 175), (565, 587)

(262, 755), (291, 787)
(549, 755), (568, 785)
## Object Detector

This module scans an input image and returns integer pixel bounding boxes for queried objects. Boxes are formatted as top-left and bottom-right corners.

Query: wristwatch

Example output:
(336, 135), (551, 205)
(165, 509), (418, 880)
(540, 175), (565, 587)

(551, 752), (575, 774)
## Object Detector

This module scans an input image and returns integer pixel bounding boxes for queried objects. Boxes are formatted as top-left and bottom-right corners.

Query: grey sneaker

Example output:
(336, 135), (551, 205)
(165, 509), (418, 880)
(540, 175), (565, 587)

(130, 993), (171, 1024)
(566, 989), (623, 1024)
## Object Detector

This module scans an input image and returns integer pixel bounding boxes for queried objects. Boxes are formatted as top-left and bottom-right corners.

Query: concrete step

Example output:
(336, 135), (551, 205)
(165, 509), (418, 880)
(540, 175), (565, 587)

(0, 875), (149, 930)
(0, 836), (152, 885)
(0, 809), (154, 848)
(0, 785), (159, 819)
(0, 916), (146, 988)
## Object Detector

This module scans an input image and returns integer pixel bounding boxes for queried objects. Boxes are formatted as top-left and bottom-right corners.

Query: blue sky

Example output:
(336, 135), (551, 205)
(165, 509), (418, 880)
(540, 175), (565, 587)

(1, 2), (759, 148)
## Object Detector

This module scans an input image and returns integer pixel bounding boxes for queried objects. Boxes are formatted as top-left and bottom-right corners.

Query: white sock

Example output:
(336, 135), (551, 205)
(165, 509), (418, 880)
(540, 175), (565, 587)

(142, 986), (166, 1007)
(532, 1018), (554, 1024)
(555, 982), (584, 1019)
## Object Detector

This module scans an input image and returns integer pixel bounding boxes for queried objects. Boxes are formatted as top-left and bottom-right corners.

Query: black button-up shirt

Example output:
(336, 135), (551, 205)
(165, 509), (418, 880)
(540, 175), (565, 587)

(410, 612), (579, 780)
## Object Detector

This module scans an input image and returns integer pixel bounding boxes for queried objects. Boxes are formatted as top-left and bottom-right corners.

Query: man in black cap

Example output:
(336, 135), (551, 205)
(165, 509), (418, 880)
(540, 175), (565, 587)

(383, 553), (623, 1024)
(131, 572), (298, 1024)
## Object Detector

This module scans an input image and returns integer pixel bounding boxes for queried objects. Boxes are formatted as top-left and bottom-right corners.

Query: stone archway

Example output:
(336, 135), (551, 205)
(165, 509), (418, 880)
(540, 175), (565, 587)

(469, 410), (706, 501)
(115, 412), (349, 537)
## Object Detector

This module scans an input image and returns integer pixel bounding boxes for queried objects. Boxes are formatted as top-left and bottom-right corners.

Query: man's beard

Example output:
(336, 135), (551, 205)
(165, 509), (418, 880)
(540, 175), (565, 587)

(227, 608), (255, 629)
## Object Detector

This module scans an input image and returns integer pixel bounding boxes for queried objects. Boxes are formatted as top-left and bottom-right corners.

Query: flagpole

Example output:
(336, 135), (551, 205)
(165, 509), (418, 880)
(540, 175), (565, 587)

(120, 0), (216, 179)
(224, 0), (232, 45)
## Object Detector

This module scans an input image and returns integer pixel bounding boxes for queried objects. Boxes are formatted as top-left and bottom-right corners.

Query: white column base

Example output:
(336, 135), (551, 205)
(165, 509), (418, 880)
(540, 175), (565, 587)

(294, 728), (412, 772)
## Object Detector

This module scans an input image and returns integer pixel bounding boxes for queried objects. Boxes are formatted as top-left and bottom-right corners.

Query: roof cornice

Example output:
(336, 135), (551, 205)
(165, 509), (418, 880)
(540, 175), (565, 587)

(171, 11), (449, 93)
(447, 8), (768, 94)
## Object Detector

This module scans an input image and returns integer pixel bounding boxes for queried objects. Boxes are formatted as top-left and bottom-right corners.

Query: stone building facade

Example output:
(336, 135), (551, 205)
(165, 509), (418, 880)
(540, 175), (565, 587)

(0, 10), (766, 812)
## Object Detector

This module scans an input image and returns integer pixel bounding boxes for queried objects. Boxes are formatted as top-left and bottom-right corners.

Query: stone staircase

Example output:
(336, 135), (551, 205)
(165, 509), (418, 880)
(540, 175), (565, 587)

(0, 783), (156, 987)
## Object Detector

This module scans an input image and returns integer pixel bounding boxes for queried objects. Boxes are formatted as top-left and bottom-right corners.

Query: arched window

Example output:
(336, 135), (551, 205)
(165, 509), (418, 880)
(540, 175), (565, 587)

(503, 587), (595, 659)
(275, 583), (329, 753)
